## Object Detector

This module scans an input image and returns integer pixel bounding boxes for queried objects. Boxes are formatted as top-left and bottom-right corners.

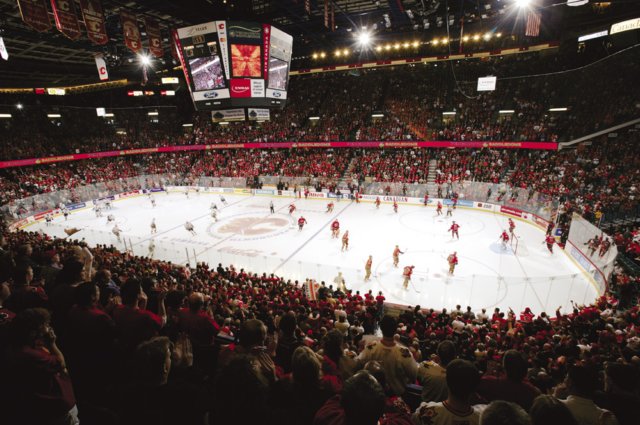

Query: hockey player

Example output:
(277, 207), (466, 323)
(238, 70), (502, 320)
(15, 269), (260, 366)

(105, 200), (112, 210)
(392, 245), (404, 268)
(304, 188), (309, 199)
(508, 218), (516, 237)
(269, 201), (274, 214)
(150, 196), (156, 208)
(546, 222), (554, 236)
(423, 193), (429, 206)
(45, 214), (53, 226)
(298, 216), (307, 231)
(354, 191), (360, 204)
(326, 202), (334, 213)
(106, 214), (115, 225)
(446, 203), (453, 217)
(393, 201), (398, 213)
(364, 255), (373, 281)
(334, 272), (347, 293)
(543, 235), (555, 253)
(500, 230), (510, 250)
(375, 197), (381, 209)
(447, 252), (458, 275)
(289, 203), (296, 215)
(220, 195), (228, 206)
(94, 204), (102, 218)
(185, 221), (196, 236)
(436, 201), (443, 216)
(599, 238), (611, 258)
(62, 208), (69, 221)
(151, 218), (157, 234)
(449, 221), (460, 240)
(341, 230), (349, 251)
(148, 239), (155, 258)
(112, 224), (122, 242)
(211, 209), (218, 222)
(331, 219), (340, 238)
(184, 187), (190, 198)
(585, 235), (600, 256)
(402, 265), (415, 290)
(210, 202), (218, 212)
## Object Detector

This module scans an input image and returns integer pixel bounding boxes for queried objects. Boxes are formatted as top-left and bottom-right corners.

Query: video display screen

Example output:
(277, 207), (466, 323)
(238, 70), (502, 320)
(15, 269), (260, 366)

(231, 44), (261, 77)
(268, 57), (289, 90)
(189, 56), (225, 91)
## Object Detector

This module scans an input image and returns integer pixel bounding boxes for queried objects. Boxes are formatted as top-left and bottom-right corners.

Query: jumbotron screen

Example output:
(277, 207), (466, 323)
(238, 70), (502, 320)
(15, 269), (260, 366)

(173, 21), (292, 111)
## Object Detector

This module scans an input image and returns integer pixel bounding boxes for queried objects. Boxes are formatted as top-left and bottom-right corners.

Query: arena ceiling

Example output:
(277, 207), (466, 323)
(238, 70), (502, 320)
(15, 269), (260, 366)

(0, 0), (637, 87)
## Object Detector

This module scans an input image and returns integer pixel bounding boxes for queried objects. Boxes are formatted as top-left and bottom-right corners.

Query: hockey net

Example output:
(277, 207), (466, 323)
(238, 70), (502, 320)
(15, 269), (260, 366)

(511, 234), (529, 256)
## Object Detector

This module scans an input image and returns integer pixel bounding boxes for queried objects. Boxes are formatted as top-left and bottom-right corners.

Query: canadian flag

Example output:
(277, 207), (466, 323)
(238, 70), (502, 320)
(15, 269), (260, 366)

(94, 53), (109, 81)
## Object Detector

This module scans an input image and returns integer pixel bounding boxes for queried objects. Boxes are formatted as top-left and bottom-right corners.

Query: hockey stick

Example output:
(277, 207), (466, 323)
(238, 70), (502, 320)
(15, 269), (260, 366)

(409, 278), (421, 293)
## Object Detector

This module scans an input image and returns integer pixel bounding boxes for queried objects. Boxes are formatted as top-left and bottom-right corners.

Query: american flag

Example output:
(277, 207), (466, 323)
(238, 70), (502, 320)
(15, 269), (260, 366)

(526, 11), (541, 37)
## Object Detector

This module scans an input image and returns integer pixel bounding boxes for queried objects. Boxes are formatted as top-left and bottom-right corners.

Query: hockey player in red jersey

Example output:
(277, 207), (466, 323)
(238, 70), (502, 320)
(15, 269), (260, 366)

(447, 252), (458, 275)
(341, 230), (349, 251)
(331, 219), (340, 238)
(436, 201), (443, 215)
(326, 202), (334, 213)
(508, 218), (516, 237)
(423, 194), (429, 206)
(289, 203), (296, 215)
(298, 216), (307, 231)
(393, 201), (398, 213)
(449, 221), (460, 240)
(544, 235), (555, 253)
(375, 197), (381, 209)
(500, 230), (510, 250)
(392, 245), (404, 267)
(402, 265), (415, 289)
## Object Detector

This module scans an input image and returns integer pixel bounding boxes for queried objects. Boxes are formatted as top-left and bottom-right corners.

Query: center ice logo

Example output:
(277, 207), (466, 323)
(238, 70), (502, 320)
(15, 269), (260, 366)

(218, 216), (288, 236)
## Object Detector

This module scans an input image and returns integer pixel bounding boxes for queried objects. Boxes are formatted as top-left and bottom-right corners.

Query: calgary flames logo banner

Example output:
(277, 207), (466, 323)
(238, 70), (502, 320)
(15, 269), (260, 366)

(120, 10), (142, 53)
(51, 0), (82, 40)
(231, 44), (261, 77)
(17, 0), (51, 32)
(78, 0), (108, 45)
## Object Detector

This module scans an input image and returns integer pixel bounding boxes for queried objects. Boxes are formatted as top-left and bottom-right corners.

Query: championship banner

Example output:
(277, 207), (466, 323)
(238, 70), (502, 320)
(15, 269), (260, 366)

(0, 37), (8, 61)
(215, 21), (231, 80)
(17, 0), (52, 32)
(94, 53), (108, 80)
(331, 3), (335, 32)
(169, 28), (180, 61)
(120, 10), (142, 53)
(324, 0), (329, 29)
(144, 17), (163, 58)
(50, 0), (81, 40)
(262, 24), (271, 81)
(305, 0), (311, 15)
(78, 0), (108, 45)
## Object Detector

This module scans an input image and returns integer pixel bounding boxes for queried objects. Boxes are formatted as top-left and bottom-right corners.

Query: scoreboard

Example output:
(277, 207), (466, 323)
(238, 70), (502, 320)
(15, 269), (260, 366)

(173, 21), (293, 112)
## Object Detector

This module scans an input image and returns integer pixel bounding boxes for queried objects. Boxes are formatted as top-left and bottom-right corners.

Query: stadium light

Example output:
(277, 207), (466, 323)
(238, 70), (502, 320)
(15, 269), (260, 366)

(473, 34), (481, 41)
(148, 111), (159, 116)
(343, 49), (349, 56)
(357, 31), (372, 46)
(499, 110), (515, 114)
(483, 33), (492, 40)
(16, 103), (23, 110)
(412, 41), (420, 48)
(103, 113), (114, 117)
(403, 42), (410, 48)
(442, 111), (456, 116)
(384, 44), (391, 50)
(309, 116), (320, 121)
(371, 113), (384, 118)
(182, 123), (193, 127)
(47, 113), (61, 118)
(393, 43), (401, 50)
(219, 121), (229, 125)
(515, 0), (531, 7)
(432, 39), (439, 45)
(549, 107), (568, 112)
(463, 36), (470, 42)
(0, 113), (12, 118)
(139, 54), (152, 66)
(441, 37), (449, 43)
(496, 32), (502, 38)
(334, 49), (342, 57)
(312, 53), (318, 59)
(375, 46), (382, 52)
(320, 52), (326, 58)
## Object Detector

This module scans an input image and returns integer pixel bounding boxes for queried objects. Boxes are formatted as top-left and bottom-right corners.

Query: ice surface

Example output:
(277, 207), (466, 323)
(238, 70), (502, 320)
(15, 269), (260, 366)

(29, 192), (599, 314)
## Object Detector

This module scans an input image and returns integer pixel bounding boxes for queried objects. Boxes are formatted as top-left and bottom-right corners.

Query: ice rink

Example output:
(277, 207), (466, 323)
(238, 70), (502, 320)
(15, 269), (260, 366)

(30, 191), (599, 314)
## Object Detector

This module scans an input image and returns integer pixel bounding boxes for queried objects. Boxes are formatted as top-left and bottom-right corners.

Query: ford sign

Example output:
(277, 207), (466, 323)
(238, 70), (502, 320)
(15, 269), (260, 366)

(203, 91), (219, 99)
(272, 91), (282, 98)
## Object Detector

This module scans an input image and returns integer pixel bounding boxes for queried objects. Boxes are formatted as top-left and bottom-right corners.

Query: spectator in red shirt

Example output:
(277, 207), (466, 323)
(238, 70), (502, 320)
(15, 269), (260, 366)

(179, 292), (219, 346)
(4, 308), (79, 425)
(476, 349), (541, 411)
(112, 279), (165, 354)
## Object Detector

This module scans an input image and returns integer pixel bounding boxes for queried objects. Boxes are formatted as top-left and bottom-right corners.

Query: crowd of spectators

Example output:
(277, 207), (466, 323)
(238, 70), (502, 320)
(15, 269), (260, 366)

(1, 46), (638, 160)
(0, 211), (639, 425)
